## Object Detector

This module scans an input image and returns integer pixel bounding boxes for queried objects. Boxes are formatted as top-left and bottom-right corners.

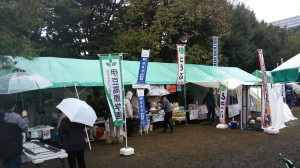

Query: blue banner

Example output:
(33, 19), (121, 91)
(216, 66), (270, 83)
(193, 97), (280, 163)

(137, 49), (150, 84)
(137, 89), (147, 126)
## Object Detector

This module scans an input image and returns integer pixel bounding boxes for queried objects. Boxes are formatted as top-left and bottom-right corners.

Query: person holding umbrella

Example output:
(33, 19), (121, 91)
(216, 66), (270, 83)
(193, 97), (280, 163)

(0, 94), (29, 168)
(56, 97), (97, 168)
(58, 113), (87, 168)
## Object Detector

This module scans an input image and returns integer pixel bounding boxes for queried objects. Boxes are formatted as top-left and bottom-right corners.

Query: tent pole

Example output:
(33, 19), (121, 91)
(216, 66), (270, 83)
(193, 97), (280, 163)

(184, 85), (187, 125)
(74, 84), (79, 98)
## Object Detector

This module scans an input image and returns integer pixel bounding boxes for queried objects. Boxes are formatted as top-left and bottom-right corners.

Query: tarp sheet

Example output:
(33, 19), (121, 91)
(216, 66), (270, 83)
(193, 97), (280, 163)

(190, 66), (259, 89)
(0, 56), (260, 88)
(268, 84), (297, 129)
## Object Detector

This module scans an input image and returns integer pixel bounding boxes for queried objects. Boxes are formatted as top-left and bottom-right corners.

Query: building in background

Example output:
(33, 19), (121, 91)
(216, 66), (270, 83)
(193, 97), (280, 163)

(271, 15), (300, 28)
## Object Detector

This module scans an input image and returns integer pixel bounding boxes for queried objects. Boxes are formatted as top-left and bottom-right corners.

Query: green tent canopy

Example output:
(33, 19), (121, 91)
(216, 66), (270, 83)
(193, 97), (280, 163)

(251, 70), (272, 83)
(0, 56), (260, 88)
(271, 53), (300, 83)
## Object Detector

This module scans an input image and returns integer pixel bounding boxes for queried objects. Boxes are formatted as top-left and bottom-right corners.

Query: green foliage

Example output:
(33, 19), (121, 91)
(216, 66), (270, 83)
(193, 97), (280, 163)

(1, 0), (300, 73)
(222, 3), (258, 72)
(281, 27), (300, 62)
(37, 0), (125, 58)
(0, 0), (47, 69)
(115, 0), (231, 64)
(0, 0), (46, 57)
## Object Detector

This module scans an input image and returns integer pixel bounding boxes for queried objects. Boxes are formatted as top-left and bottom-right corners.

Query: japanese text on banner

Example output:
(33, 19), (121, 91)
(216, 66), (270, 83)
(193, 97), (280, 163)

(219, 82), (227, 124)
(176, 44), (185, 85)
(213, 36), (218, 67)
(258, 49), (272, 128)
(137, 49), (150, 84)
(137, 89), (147, 126)
(99, 55), (124, 126)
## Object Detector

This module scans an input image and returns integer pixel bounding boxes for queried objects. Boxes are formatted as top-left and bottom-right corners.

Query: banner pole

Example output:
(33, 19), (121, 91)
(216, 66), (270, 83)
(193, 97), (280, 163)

(120, 53), (128, 148)
(75, 83), (91, 150)
(119, 53), (134, 156)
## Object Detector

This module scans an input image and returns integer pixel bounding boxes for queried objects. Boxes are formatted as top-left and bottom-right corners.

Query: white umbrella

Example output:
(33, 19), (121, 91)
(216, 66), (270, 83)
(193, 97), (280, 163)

(147, 88), (170, 96)
(0, 72), (52, 94)
(56, 98), (97, 150)
(56, 98), (97, 127)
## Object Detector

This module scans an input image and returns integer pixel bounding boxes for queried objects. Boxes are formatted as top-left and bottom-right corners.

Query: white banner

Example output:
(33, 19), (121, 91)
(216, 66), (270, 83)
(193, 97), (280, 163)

(282, 84), (286, 103)
(213, 36), (218, 67)
(176, 44), (185, 85)
(219, 82), (228, 124)
(99, 55), (124, 126)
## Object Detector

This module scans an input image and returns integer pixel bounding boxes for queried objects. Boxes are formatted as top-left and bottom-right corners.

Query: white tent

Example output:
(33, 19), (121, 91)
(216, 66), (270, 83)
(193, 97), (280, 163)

(192, 77), (254, 90)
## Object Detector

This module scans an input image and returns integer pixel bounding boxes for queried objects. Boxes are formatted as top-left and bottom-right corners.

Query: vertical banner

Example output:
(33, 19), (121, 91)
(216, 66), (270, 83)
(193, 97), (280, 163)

(213, 36), (218, 67)
(258, 49), (272, 128)
(137, 89), (147, 126)
(176, 44), (185, 85)
(99, 55), (124, 126)
(137, 49), (150, 84)
(219, 82), (228, 124)
(282, 84), (286, 103)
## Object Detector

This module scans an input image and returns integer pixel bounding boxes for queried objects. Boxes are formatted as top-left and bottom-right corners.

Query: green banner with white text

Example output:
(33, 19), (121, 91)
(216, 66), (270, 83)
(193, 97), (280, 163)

(99, 55), (124, 126)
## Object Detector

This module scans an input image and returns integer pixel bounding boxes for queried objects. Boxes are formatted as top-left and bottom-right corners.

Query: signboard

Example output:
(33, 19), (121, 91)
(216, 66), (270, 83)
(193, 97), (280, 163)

(228, 104), (240, 118)
(177, 85), (182, 91)
(166, 85), (177, 93)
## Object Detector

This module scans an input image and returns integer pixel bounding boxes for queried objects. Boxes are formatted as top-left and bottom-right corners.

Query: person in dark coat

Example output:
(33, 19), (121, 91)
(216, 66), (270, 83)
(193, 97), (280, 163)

(58, 114), (87, 168)
(160, 95), (173, 133)
(186, 90), (195, 105)
(285, 84), (294, 109)
(203, 88), (216, 124)
(0, 94), (29, 168)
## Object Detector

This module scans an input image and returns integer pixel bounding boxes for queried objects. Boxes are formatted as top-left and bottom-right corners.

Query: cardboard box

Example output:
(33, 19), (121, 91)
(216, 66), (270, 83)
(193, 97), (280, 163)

(188, 104), (197, 110)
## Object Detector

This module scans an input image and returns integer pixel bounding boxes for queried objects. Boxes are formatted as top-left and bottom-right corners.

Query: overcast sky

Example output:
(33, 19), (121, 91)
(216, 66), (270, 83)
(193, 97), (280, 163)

(236, 0), (300, 22)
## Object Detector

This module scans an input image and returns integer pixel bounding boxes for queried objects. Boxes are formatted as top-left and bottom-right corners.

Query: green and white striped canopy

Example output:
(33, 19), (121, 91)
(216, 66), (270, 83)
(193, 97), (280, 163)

(271, 53), (300, 83)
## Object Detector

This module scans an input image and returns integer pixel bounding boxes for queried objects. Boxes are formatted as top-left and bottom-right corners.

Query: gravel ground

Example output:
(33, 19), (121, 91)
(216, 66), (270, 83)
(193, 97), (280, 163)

(22, 107), (300, 168)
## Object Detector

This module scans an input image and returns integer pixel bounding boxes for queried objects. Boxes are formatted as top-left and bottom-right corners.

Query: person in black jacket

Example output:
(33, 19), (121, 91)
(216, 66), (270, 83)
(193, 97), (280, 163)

(203, 88), (216, 124)
(160, 95), (173, 133)
(285, 84), (294, 109)
(58, 114), (87, 168)
(0, 94), (29, 168)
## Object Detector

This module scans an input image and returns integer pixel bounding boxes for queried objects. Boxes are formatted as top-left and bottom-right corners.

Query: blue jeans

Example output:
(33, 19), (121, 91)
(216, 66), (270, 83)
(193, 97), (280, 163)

(4, 154), (21, 168)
